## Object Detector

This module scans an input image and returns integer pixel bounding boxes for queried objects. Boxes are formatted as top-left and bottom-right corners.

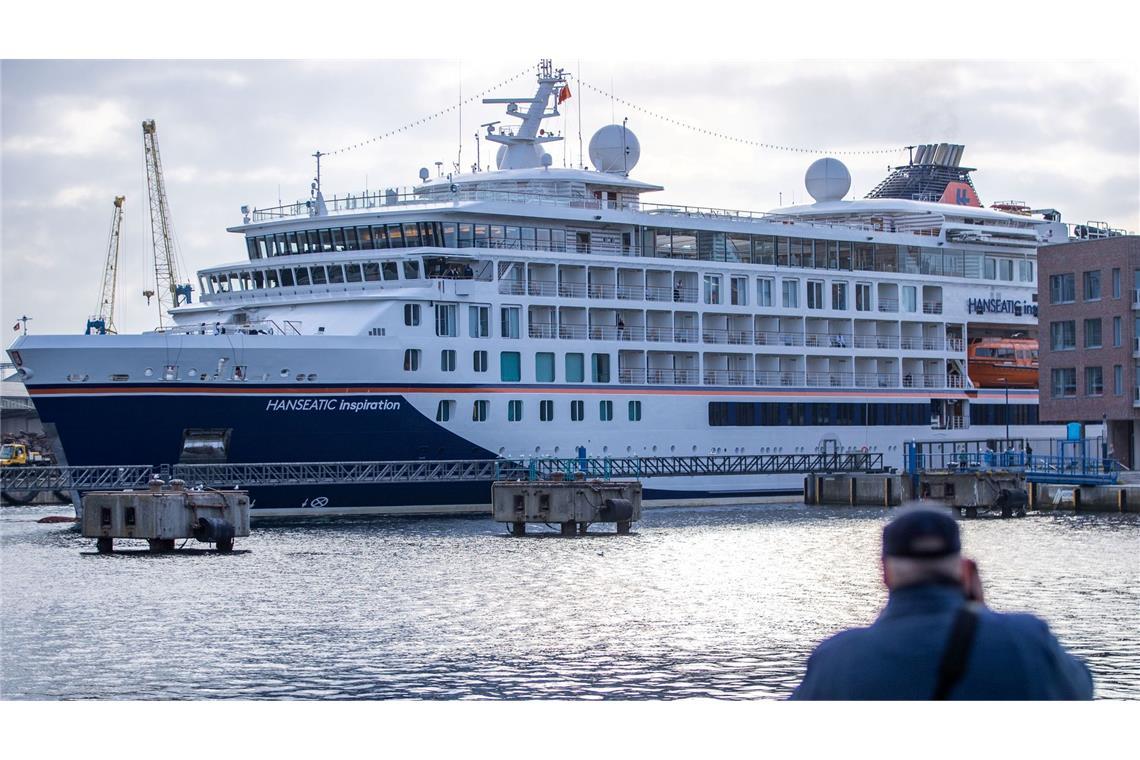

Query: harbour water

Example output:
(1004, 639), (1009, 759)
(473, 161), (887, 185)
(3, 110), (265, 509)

(1, 502), (1137, 700)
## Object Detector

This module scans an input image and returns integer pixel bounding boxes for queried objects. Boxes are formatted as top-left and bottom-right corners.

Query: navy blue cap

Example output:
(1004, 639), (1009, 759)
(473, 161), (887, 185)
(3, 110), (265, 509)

(883, 508), (961, 558)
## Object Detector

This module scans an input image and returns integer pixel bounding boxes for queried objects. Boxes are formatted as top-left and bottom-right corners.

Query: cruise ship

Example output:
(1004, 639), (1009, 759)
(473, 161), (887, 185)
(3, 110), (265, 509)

(7, 61), (1077, 516)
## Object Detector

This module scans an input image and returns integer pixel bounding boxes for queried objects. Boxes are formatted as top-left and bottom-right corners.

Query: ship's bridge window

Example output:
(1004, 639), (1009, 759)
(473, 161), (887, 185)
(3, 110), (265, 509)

(425, 257), (475, 279)
(388, 224), (404, 248)
(403, 260), (421, 280)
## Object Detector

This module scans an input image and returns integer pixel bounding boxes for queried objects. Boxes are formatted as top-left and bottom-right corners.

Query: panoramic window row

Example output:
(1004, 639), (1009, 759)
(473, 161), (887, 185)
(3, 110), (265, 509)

(404, 349), (613, 383)
(243, 220), (1035, 284)
(707, 402), (1040, 428)
(435, 398), (642, 423)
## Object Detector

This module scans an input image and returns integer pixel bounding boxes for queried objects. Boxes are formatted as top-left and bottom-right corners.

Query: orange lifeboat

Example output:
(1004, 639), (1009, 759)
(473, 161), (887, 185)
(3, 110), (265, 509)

(967, 338), (1038, 388)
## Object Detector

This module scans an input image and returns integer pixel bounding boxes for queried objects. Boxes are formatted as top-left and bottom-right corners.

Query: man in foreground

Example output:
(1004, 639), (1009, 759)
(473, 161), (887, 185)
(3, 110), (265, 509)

(792, 507), (1093, 700)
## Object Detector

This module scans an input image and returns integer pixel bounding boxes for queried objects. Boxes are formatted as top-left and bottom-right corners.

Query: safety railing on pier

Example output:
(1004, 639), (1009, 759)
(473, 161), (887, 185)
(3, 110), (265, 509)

(904, 437), (1120, 486)
(1, 452), (887, 493)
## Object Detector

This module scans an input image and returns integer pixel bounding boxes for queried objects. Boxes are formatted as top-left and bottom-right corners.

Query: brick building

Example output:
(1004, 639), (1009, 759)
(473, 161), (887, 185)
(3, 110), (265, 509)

(1037, 236), (1140, 467)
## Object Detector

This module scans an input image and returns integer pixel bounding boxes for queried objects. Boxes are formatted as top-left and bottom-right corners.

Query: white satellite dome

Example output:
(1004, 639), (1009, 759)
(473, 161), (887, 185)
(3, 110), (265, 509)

(804, 157), (851, 202)
(589, 124), (640, 174)
(495, 143), (548, 170)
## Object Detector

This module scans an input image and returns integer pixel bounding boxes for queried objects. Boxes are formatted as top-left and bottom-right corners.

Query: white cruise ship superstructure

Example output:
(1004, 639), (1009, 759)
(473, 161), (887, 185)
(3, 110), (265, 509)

(8, 61), (1079, 515)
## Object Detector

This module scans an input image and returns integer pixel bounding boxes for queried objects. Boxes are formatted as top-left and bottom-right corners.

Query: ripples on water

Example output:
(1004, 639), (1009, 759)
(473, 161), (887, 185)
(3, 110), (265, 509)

(1, 503), (1137, 700)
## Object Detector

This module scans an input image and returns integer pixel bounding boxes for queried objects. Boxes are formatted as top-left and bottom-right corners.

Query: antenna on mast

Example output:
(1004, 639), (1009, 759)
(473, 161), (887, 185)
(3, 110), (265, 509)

(312, 150), (325, 195)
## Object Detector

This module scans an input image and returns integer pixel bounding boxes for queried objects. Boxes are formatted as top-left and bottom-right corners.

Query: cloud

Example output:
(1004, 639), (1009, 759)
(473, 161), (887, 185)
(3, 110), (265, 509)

(2, 98), (133, 157)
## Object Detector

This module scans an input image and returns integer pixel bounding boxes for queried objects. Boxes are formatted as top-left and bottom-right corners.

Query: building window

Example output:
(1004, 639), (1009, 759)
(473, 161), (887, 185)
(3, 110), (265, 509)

(404, 303), (421, 326)
(570, 399), (584, 421)
(628, 400), (642, 421)
(500, 351), (521, 382)
(1114, 365), (1124, 396)
(1083, 270), (1101, 301)
(855, 282), (872, 312)
(757, 278), (773, 307)
(1113, 268), (1121, 298)
(1051, 368), (1076, 398)
(703, 274), (722, 305)
(403, 349), (420, 371)
(536, 352), (555, 382)
(832, 282), (848, 311)
(508, 400), (523, 422)
(591, 353), (611, 383)
(782, 279), (799, 308)
(500, 305), (520, 339)
(1086, 366), (1104, 396)
(599, 400), (613, 421)
(469, 305), (490, 338)
(566, 353), (585, 383)
(435, 400), (454, 422)
(730, 275), (748, 306)
(902, 285), (917, 313)
(441, 349), (456, 372)
(539, 400), (554, 422)
(1049, 320), (1076, 351)
(472, 399), (489, 422)
(1114, 316), (1122, 347)
(806, 280), (824, 310)
(473, 350), (488, 373)
(435, 303), (457, 336)
(1085, 318), (1102, 349)
(1049, 273), (1075, 304)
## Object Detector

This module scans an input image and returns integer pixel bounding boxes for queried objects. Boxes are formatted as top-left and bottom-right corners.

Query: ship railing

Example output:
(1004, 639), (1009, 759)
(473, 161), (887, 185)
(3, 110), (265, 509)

(854, 373), (900, 388)
(673, 327), (700, 343)
(702, 328), (753, 345)
(587, 283), (618, 299)
(618, 368), (647, 384)
(755, 330), (804, 347)
(589, 325), (646, 341)
(558, 282), (589, 298)
(645, 326), (672, 342)
(647, 368), (700, 385)
(853, 334), (898, 349)
(947, 337), (965, 352)
(922, 301), (944, 314)
(877, 298), (899, 313)
(528, 323), (559, 339)
(158, 318), (302, 337)
(645, 285), (698, 303)
(756, 371), (805, 387)
(900, 336), (946, 351)
(526, 279), (559, 297)
(703, 369), (755, 386)
(498, 280), (526, 296)
(616, 285), (646, 300)
(805, 332), (853, 349)
(558, 324), (588, 340)
(806, 372), (854, 388)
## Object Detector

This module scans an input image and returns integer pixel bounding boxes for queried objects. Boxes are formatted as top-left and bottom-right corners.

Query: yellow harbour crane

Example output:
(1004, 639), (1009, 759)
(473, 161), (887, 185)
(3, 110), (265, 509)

(85, 195), (126, 335)
(141, 119), (192, 326)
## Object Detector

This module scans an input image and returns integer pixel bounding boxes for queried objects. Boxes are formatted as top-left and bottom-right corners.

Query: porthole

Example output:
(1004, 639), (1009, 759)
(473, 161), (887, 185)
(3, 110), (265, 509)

(144, 368), (154, 377)
(307, 373), (317, 382)
(295, 373), (305, 381)
(602, 445), (609, 454)
(187, 368), (197, 378)
(280, 369), (290, 377)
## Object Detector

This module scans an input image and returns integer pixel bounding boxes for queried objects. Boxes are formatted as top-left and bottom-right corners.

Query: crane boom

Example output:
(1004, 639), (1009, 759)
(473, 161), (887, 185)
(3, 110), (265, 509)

(86, 195), (125, 335)
(141, 119), (191, 326)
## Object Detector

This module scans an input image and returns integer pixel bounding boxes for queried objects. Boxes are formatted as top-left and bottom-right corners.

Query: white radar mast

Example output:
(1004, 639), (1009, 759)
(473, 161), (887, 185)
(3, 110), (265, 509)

(482, 60), (568, 170)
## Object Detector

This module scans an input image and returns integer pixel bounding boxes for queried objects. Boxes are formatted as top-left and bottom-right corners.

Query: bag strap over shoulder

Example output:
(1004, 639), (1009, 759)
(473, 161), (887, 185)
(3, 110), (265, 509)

(933, 602), (981, 700)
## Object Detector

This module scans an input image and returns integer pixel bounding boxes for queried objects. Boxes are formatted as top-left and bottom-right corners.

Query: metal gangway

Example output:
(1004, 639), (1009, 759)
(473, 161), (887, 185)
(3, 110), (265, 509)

(1, 451), (886, 493)
(905, 437), (1119, 487)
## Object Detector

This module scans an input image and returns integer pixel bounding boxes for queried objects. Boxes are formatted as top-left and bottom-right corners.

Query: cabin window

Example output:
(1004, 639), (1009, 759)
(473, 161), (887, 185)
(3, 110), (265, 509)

(280, 268), (295, 287)
(806, 280), (824, 310)
(539, 400), (554, 422)
(435, 304), (457, 337)
(571, 400), (584, 421)
(435, 400), (454, 422)
(381, 262), (398, 281)
(782, 279), (799, 309)
(566, 353), (585, 383)
(703, 274), (722, 305)
(404, 260), (421, 280)
(628, 400), (642, 422)
(403, 349), (421, 372)
(441, 350), (456, 372)
(902, 285), (916, 312)
(469, 305), (490, 338)
(345, 264), (362, 283)
(501, 306), (521, 339)
(855, 282), (871, 312)
(500, 351), (521, 382)
(730, 276), (748, 306)
(591, 353), (611, 383)
(404, 304), (421, 326)
(295, 267), (311, 286)
(473, 350), (488, 373)
(536, 352), (555, 383)
(508, 400), (523, 422)
(310, 266), (327, 285)
(472, 400), (489, 422)
(832, 282), (848, 311)
(599, 400), (613, 421)
(757, 278), (773, 307)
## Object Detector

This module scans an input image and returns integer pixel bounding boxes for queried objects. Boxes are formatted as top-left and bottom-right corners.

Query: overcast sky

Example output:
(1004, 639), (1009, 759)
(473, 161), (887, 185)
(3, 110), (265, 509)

(1, 58), (1137, 337)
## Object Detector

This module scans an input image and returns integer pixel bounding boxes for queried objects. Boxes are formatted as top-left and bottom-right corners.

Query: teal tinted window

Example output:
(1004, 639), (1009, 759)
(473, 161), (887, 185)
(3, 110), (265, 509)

(500, 351), (521, 382)
(536, 352), (555, 382)
(566, 353), (585, 383)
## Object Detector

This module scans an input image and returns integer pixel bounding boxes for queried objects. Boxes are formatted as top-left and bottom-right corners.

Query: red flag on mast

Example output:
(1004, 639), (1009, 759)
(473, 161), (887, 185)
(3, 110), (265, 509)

(558, 84), (572, 104)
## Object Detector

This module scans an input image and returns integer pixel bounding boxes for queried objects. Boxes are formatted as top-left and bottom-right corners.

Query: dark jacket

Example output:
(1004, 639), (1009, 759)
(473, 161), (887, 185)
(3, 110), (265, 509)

(791, 583), (1093, 700)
